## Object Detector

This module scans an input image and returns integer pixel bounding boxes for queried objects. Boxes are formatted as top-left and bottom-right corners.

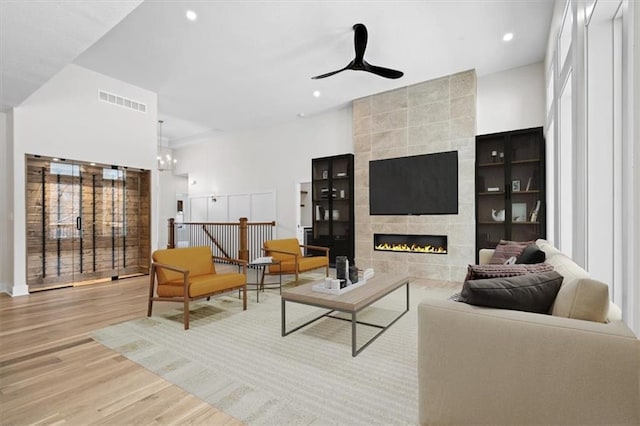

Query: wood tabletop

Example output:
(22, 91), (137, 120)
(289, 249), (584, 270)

(281, 273), (410, 312)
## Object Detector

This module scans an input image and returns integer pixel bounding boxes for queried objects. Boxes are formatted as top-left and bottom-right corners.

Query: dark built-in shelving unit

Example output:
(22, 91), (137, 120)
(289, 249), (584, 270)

(311, 154), (354, 266)
(475, 127), (546, 262)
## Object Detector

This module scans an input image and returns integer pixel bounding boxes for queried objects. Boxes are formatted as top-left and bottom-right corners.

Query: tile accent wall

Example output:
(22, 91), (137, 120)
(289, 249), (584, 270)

(353, 69), (477, 282)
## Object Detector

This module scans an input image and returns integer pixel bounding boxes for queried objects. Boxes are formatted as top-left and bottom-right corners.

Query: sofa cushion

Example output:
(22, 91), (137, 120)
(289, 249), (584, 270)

(459, 271), (563, 313)
(516, 244), (546, 264)
(551, 278), (610, 323)
(489, 240), (533, 264)
(157, 273), (246, 298)
(535, 239), (565, 261)
(466, 263), (554, 280)
(269, 256), (328, 274)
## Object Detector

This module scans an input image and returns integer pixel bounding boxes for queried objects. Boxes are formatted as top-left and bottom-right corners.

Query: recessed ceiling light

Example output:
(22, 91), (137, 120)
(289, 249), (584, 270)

(186, 10), (197, 21)
(90, 162), (96, 166)
(503, 32), (514, 42)
(297, 113), (306, 118)
(313, 90), (321, 98)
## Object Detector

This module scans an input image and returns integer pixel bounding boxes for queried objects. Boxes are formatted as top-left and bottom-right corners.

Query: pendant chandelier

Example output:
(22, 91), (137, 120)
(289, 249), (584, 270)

(157, 119), (177, 171)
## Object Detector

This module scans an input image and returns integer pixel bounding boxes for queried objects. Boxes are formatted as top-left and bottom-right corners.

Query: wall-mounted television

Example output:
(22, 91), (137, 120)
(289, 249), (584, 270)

(369, 151), (458, 215)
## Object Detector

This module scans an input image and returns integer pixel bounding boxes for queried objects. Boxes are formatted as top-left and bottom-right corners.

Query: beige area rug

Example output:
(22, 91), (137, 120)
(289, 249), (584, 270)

(91, 275), (458, 425)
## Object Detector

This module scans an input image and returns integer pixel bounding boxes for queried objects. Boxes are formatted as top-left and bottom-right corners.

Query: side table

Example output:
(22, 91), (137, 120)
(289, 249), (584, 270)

(247, 259), (282, 302)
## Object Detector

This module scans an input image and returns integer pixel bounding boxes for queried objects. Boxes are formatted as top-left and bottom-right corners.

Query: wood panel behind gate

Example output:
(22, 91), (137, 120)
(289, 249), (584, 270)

(25, 156), (151, 290)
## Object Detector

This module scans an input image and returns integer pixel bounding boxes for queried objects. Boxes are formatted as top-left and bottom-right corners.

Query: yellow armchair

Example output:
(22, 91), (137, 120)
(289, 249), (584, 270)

(262, 238), (329, 284)
(148, 246), (247, 329)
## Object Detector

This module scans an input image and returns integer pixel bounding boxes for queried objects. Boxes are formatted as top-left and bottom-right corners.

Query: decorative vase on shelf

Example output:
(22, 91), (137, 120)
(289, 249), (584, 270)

(491, 209), (505, 222)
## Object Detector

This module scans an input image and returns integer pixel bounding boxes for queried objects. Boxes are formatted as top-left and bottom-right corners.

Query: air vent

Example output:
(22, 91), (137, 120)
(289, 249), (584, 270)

(98, 90), (147, 113)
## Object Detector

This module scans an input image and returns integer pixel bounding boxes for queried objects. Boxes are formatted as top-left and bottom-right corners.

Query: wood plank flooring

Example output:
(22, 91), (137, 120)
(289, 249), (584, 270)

(0, 269), (459, 425)
(0, 274), (242, 425)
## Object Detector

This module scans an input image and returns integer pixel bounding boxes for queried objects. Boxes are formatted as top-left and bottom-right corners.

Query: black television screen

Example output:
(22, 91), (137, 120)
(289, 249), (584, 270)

(369, 151), (458, 215)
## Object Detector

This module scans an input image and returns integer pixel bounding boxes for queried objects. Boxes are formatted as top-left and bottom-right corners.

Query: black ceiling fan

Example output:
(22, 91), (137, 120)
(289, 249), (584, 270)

(312, 23), (404, 80)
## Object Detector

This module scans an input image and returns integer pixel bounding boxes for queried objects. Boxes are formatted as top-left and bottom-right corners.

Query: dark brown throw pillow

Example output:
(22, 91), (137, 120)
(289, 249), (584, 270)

(488, 240), (533, 264)
(459, 271), (563, 314)
(465, 263), (554, 281)
(516, 244), (546, 264)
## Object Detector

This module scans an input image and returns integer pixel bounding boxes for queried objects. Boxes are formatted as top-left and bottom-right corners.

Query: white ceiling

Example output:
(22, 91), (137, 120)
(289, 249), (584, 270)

(3, 0), (554, 146)
(0, 0), (142, 111)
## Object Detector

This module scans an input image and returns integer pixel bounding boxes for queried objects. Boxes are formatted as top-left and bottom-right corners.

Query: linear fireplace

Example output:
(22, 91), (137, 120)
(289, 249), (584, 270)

(374, 233), (448, 254)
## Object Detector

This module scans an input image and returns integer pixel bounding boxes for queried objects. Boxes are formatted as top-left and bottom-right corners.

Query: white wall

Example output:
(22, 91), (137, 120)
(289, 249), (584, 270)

(8, 64), (158, 295)
(0, 111), (10, 294)
(477, 62), (546, 135)
(174, 107), (353, 238)
(158, 173), (188, 249)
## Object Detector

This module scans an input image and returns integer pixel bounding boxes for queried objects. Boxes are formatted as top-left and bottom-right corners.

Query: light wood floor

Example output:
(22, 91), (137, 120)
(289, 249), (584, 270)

(0, 270), (458, 425)
(0, 274), (242, 425)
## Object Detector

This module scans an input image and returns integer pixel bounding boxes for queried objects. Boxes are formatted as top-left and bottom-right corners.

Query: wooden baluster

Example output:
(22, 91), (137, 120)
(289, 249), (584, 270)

(168, 218), (175, 249)
(238, 217), (249, 262)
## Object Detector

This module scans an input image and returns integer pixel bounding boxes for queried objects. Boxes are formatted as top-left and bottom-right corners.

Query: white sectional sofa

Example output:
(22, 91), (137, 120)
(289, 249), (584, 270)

(417, 239), (640, 425)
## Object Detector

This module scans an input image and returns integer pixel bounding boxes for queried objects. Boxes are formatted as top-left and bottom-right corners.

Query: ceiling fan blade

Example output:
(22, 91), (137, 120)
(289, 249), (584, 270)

(352, 23), (368, 64)
(363, 62), (404, 79)
(311, 64), (349, 79)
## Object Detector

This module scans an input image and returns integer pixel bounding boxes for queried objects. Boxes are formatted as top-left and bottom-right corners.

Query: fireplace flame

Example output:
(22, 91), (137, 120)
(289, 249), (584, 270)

(375, 242), (447, 254)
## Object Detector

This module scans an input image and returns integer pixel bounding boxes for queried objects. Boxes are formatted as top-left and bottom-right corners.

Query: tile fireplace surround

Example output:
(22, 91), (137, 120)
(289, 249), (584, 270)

(353, 70), (476, 282)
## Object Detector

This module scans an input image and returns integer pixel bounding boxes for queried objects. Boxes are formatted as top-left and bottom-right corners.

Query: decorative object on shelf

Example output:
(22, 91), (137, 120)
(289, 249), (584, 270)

(336, 172), (347, 177)
(491, 209), (505, 222)
(512, 203), (527, 222)
(157, 120), (177, 172)
(340, 189), (345, 198)
(525, 176), (533, 191)
(487, 187), (501, 192)
(320, 187), (337, 198)
(512, 179), (521, 192)
(530, 200), (541, 222)
(499, 152), (504, 160)
(322, 170), (328, 179)
(491, 150), (498, 162)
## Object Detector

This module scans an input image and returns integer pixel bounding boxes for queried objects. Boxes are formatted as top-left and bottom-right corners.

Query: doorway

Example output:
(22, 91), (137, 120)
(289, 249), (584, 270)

(297, 181), (312, 247)
(25, 154), (151, 291)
